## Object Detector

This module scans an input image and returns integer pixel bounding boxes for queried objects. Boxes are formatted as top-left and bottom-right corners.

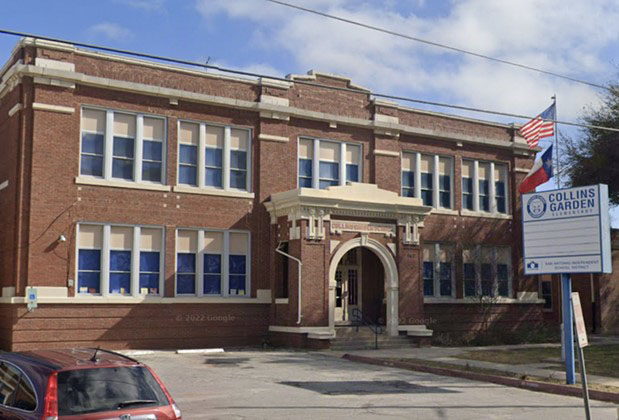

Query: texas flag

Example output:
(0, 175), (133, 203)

(518, 145), (554, 194)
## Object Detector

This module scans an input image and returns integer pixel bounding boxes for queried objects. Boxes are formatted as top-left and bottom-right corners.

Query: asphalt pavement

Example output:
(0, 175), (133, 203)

(135, 349), (619, 419)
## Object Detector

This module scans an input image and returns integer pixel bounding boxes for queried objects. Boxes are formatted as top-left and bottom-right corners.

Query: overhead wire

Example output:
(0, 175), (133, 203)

(0, 28), (618, 133)
(265, 0), (610, 92)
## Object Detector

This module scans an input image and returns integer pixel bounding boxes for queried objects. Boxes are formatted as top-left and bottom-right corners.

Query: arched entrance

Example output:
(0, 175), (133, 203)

(329, 237), (399, 336)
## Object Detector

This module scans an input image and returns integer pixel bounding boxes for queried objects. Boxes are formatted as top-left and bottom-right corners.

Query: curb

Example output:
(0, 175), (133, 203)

(342, 354), (619, 404)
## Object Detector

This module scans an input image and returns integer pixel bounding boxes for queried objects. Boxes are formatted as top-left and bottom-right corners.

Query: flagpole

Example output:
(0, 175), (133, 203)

(552, 94), (560, 188)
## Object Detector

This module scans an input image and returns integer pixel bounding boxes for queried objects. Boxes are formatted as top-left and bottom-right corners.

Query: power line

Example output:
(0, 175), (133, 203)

(1, 28), (618, 134)
(265, 0), (610, 92)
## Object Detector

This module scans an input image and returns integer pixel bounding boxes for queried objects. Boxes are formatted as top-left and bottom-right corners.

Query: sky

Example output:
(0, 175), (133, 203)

(1, 0), (617, 225)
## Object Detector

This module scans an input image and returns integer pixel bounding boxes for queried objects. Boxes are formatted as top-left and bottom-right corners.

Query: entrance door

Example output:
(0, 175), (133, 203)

(335, 248), (361, 324)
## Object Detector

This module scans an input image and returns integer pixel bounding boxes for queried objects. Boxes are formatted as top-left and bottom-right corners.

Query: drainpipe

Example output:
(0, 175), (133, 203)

(276, 242), (303, 324)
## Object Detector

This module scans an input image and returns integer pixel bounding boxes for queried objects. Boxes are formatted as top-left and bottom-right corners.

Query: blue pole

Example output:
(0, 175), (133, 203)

(561, 273), (575, 384)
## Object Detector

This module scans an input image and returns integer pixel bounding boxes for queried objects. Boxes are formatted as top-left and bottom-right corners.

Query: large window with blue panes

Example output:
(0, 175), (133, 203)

(401, 152), (453, 209)
(176, 229), (250, 297)
(463, 246), (511, 297)
(298, 138), (361, 189)
(178, 121), (250, 192)
(77, 224), (163, 296)
(461, 159), (508, 214)
(80, 108), (165, 184)
(422, 243), (454, 298)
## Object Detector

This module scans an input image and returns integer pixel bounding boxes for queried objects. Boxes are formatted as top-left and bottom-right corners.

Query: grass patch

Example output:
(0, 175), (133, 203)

(455, 344), (619, 379)
(387, 357), (619, 394)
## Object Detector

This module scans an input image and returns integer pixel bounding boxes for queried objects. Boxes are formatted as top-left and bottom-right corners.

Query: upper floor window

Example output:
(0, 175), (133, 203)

(462, 159), (509, 214)
(80, 108), (166, 184)
(176, 229), (250, 297)
(463, 246), (511, 298)
(401, 152), (453, 209)
(423, 243), (454, 297)
(178, 121), (251, 192)
(298, 138), (361, 189)
(77, 224), (164, 297)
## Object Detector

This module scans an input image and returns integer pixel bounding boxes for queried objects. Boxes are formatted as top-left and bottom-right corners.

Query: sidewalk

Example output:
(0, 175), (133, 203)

(324, 340), (619, 402)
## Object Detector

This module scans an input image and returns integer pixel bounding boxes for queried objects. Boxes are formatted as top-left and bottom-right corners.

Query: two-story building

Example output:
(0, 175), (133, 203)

(0, 37), (552, 351)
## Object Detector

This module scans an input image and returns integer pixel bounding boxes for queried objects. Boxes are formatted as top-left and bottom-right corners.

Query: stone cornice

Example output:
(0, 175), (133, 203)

(1, 61), (533, 154)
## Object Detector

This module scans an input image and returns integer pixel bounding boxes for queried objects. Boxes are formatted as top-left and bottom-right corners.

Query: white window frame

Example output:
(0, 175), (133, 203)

(461, 158), (510, 215)
(79, 107), (167, 185)
(174, 228), (251, 298)
(462, 245), (512, 298)
(401, 152), (454, 210)
(297, 137), (363, 189)
(75, 223), (165, 298)
(423, 243), (456, 298)
(176, 120), (252, 193)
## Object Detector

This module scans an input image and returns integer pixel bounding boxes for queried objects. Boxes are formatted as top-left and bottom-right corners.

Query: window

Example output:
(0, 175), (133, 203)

(478, 163), (490, 212)
(176, 229), (250, 297)
(11, 372), (37, 411)
(178, 121), (251, 192)
(423, 243), (454, 297)
(401, 153), (415, 198)
(298, 138), (362, 189)
(319, 141), (340, 189)
(495, 164), (508, 214)
(401, 152), (453, 209)
(80, 108), (166, 184)
(540, 278), (552, 309)
(139, 228), (162, 295)
(279, 242), (289, 298)
(461, 160), (474, 211)
(461, 159), (509, 214)
(77, 224), (164, 297)
(463, 246), (512, 297)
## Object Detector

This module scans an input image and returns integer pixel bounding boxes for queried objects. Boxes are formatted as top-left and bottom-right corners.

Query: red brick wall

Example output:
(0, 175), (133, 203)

(3, 303), (269, 351)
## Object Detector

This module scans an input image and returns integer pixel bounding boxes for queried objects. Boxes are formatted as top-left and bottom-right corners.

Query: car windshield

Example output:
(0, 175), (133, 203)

(57, 366), (169, 415)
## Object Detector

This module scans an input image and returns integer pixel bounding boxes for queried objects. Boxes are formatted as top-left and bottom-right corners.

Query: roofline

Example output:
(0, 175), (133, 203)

(0, 37), (525, 132)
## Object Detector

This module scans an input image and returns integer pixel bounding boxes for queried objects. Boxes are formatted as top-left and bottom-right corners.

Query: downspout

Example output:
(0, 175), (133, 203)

(276, 242), (303, 325)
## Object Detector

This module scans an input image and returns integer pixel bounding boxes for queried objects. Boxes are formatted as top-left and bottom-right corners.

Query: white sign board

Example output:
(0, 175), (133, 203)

(26, 287), (37, 311)
(571, 292), (588, 348)
(522, 184), (612, 275)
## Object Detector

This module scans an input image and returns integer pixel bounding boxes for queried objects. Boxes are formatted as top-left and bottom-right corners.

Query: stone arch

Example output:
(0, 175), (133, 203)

(329, 237), (399, 336)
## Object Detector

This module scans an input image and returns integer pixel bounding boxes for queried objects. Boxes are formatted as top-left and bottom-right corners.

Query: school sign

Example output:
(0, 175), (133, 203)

(522, 184), (612, 275)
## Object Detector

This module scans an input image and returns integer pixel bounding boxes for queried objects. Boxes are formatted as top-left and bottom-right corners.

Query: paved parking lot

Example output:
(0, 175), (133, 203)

(136, 350), (618, 419)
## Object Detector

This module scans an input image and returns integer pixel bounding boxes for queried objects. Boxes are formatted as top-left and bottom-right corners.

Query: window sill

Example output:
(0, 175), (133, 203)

(424, 297), (545, 304)
(173, 185), (255, 199)
(75, 177), (171, 192)
(1, 295), (270, 304)
(430, 208), (459, 216)
(459, 210), (512, 220)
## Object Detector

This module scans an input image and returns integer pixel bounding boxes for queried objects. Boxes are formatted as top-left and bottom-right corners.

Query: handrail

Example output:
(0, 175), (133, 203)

(351, 308), (383, 349)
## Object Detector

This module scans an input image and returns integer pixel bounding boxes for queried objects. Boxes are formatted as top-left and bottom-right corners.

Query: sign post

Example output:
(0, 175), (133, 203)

(560, 274), (575, 384)
(572, 292), (591, 420)
(522, 184), (612, 385)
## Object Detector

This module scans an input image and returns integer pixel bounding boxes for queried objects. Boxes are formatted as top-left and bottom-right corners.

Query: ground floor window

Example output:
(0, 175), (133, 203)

(462, 246), (511, 298)
(77, 224), (163, 296)
(176, 229), (250, 297)
(540, 278), (553, 310)
(423, 243), (454, 297)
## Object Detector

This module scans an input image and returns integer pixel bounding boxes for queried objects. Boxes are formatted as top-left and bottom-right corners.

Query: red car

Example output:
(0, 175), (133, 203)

(0, 348), (182, 419)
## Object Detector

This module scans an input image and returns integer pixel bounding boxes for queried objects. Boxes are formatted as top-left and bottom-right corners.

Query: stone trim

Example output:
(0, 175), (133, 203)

(32, 103), (74, 114)
(260, 95), (289, 107)
(373, 149), (400, 157)
(424, 297), (545, 304)
(173, 185), (254, 199)
(374, 113), (399, 124)
(258, 133), (289, 143)
(8, 103), (22, 117)
(275, 298), (289, 304)
(76, 176), (171, 192)
(515, 167), (531, 174)
(459, 209), (512, 220)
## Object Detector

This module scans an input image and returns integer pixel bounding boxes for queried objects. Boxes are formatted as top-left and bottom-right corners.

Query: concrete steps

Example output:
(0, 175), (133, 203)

(330, 326), (416, 350)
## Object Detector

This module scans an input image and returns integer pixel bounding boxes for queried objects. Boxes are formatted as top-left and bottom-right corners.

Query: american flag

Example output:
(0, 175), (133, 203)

(519, 103), (555, 148)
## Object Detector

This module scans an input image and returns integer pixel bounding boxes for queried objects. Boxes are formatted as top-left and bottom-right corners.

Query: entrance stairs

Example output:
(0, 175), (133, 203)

(330, 326), (416, 351)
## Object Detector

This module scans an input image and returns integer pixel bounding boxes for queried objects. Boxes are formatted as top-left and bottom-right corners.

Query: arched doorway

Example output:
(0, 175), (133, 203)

(329, 237), (399, 336)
